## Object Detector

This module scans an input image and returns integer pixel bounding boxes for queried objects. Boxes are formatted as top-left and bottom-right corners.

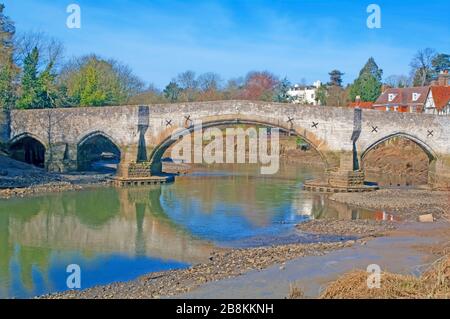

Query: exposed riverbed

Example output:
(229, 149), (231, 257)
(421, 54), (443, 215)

(1, 152), (448, 299)
(0, 162), (398, 299)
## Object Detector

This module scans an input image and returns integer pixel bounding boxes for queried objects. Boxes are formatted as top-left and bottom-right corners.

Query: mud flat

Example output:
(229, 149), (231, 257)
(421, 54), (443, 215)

(41, 240), (359, 299)
(297, 219), (397, 237)
(329, 189), (450, 221)
(0, 155), (112, 199)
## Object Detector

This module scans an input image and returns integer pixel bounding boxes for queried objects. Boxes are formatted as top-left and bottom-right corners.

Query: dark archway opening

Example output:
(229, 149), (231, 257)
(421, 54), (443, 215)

(77, 135), (121, 173)
(362, 136), (433, 187)
(9, 136), (46, 168)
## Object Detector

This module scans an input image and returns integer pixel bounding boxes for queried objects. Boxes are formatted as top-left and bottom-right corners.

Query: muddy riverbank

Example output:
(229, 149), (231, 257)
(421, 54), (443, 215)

(2, 154), (449, 299)
(40, 186), (450, 299)
(42, 240), (360, 299)
(330, 189), (450, 221)
(0, 155), (112, 199)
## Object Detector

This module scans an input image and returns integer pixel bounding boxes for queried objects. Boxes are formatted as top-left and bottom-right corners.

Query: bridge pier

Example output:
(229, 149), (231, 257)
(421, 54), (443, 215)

(327, 153), (365, 188)
(429, 156), (450, 190)
(45, 143), (77, 173)
(113, 144), (173, 186)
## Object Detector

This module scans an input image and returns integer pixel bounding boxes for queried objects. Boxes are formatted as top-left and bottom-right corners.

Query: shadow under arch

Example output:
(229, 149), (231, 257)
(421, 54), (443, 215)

(149, 118), (330, 173)
(360, 132), (437, 165)
(77, 131), (122, 171)
(8, 133), (47, 168)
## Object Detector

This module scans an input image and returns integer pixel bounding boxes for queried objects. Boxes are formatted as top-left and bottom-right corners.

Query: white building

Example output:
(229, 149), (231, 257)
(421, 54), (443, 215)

(423, 71), (450, 115)
(288, 80), (322, 105)
(423, 86), (450, 115)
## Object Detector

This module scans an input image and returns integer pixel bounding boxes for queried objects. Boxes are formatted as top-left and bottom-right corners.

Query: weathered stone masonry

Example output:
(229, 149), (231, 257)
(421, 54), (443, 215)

(0, 109), (10, 149)
(7, 100), (450, 189)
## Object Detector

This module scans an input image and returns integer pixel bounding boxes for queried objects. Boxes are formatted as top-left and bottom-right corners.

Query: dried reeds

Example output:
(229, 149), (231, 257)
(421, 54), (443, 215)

(320, 255), (449, 299)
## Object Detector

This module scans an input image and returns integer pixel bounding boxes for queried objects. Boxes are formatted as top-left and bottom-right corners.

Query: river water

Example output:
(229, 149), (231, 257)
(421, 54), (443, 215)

(0, 164), (384, 298)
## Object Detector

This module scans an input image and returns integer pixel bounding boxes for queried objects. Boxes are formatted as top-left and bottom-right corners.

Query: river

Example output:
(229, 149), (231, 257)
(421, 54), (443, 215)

(0, 163), (384, 298)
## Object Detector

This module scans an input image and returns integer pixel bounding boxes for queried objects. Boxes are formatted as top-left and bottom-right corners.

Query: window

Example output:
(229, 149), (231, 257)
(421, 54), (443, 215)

(388, 93), (397, 102)
(412, 93), (421, 101)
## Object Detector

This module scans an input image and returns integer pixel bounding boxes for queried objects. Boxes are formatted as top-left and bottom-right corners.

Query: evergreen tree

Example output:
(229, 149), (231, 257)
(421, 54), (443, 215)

(349, 58), (383, 102)
(273, 77), (292, 103)
(432, 53), (450, 74)
(359, 57), (383, 81)
(16, 47), (39, 109)
(328, 70), (344, 87)
(17, 47), (60, 109)
(163, 81), (181, 102)
(0, 3), (17, 110)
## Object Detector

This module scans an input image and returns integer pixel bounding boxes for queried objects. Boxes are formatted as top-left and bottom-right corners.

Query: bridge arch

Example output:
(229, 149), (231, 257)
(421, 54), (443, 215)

(8, 133), (47, 168)
(360, 132), (438, 186)
(148, 117), (331, 173)
(360, 132), (437, 164)
(77, 131), (122, 171)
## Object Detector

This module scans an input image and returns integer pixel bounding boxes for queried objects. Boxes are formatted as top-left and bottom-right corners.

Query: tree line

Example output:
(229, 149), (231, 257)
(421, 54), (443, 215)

(0, 4), (293, 110)
(317, 51), (449, 106)
(1, 4), (449, 110)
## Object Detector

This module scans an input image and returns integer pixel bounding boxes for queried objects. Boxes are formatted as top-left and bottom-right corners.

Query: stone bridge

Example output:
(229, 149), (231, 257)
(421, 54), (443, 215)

(4, 100), (450, 189)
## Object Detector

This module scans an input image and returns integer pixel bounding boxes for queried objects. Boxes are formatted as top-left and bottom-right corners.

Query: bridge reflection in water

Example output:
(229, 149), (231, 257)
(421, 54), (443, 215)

(0, 166), (387, 298)
(0, 187), (217, 298)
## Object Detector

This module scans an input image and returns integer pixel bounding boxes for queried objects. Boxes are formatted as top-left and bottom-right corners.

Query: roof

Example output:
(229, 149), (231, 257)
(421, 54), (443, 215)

(374, 87), (430, 106)
(430, 86), (450, 111)
(349, 101), (374, 109)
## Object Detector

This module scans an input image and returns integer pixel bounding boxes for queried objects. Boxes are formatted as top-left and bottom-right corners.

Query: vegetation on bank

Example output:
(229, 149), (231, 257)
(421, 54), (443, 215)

(1, 3), (449, 111)
(319, 254), (449, 299)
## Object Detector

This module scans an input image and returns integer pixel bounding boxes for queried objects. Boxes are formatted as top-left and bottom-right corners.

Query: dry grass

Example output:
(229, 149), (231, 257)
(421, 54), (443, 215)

(320, 255), (449, 299)
(288, 284), (305, 299)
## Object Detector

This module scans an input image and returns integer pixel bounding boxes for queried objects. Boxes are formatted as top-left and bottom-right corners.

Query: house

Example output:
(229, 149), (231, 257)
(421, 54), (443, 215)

(372, 71), (450, 114)
(373, 86), (430, 113)
(423, 71), (450, 115)
(288, 80), (322, 105)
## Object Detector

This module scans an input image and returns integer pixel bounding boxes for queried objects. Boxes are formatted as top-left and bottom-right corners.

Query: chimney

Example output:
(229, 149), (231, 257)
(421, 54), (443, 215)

(438, 70), (449, 87)
(381, 84), (391, 93)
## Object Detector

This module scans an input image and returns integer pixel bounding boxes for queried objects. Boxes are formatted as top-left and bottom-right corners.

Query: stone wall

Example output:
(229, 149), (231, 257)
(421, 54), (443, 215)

(0, 109), (10, 150)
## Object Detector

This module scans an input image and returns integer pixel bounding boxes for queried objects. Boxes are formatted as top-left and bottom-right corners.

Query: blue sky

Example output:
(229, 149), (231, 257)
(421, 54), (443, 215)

(3, 0), (450, 88)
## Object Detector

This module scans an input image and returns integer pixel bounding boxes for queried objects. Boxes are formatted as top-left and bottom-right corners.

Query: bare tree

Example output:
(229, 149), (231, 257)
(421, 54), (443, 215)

(384, 74), (410, 88)
(409, 48), (437, 86)
(14, 31), (64, 70)
(175, 70), (198, 102)
(197, 72), (222, 92)
(176, 70), (198, 90)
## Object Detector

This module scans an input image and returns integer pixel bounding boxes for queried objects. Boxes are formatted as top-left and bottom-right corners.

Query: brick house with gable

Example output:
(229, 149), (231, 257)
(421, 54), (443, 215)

(373, 86), (430, 113)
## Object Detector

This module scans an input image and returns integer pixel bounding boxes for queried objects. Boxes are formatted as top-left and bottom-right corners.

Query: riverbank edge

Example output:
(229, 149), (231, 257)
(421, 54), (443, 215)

(38, 187), (450, 299)
(40, 237), (377, 299)
(329, 189), (450, 222)
(2, 170), (445, 298)
(0, 178), (111, 199)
